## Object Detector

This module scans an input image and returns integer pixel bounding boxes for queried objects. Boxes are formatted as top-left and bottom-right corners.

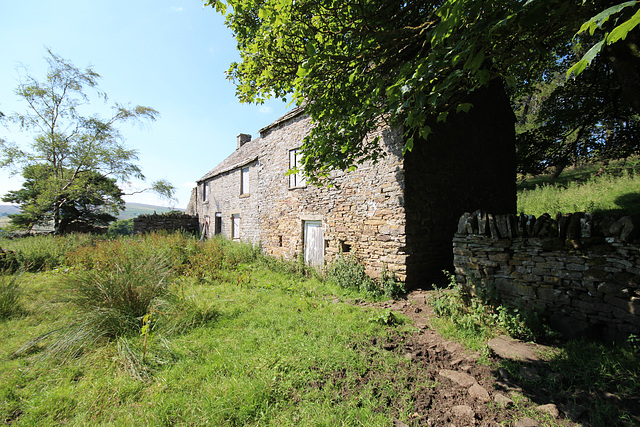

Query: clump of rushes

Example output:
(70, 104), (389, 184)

(0, 272), (22, 319)
(48, 252), (172, 360)
(13, 251), (179, 362)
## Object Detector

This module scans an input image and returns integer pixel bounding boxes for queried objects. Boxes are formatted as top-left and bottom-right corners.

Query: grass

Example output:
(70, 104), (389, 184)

(517, 156), (640, 216)
(0, 233), (417, 426)
(0, 273), (22, 319)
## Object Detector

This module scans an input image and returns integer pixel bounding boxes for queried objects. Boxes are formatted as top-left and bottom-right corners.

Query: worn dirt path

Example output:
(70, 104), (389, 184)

(353, 290), (582, 427)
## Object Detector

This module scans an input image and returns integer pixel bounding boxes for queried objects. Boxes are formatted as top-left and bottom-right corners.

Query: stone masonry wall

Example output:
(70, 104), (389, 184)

(257, 113), (408, 280)
(194, 159), (260, 242)
(453, 210), (640, 341)
(133, 213), (199, 235)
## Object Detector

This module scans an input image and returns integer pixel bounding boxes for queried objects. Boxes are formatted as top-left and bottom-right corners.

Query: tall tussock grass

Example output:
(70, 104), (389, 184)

(0, 273), (22, 320)
(15, 237), (219, 371)
(0, 234), (100, 272)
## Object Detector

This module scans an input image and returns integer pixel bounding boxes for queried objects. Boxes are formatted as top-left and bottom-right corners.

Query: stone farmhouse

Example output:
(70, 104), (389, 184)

(188, 83), (516, 288)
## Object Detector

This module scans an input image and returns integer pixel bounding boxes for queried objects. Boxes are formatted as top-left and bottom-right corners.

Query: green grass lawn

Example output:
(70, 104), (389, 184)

(0, 235), (416, 426)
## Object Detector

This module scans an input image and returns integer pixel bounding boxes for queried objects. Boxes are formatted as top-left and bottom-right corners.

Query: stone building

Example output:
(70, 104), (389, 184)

(189, 84), (516, 287)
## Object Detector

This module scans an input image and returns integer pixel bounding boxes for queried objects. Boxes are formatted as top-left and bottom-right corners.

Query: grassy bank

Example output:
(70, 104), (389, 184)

(517, 157), (640, 216)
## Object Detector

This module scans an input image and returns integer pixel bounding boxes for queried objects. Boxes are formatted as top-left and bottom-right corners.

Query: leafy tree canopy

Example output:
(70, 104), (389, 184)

(2, 165), (124, 234)
(515, 55), (640, 177)
(0, 50), (175, 233)
(208, 0), (640, 182)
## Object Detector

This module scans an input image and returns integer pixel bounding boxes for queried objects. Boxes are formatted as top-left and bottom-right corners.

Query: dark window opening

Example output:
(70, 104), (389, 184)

(340, 241), (351, 253)
(278, 235), (283, 247)
(214, 212), (222, 235)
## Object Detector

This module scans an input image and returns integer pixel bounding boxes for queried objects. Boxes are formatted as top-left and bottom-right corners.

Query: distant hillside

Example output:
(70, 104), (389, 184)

(0, 205), (20, 217)
(118, 203), (184, 220)
(0, 203), (183, 222)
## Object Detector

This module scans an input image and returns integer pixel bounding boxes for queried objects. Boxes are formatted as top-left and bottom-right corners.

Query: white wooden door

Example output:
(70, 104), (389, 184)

(304, 221), (323, 267)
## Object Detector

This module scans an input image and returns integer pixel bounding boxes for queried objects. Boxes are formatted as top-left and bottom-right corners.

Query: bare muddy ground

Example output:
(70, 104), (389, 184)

(346, 291), (596, 427)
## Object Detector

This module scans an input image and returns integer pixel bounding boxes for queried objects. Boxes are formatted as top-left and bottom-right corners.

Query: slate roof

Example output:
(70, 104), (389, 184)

(258, 106), (305, 137)
(198, 107), (306, 183)
(198, 137), (263, 182)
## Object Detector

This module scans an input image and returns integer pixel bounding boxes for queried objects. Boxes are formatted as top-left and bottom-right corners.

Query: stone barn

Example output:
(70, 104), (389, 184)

(188, 84), (516, 287)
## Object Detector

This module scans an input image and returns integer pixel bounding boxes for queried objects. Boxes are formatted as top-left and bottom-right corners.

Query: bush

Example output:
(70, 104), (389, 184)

(327, 255), (405, 299)
(0, 273), (22, 320)
(431, 273), (543, 343)
(107, 219), (133, 236)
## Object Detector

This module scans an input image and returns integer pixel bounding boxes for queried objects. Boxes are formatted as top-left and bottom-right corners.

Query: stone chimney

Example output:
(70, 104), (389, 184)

(237, 133), (251, 149)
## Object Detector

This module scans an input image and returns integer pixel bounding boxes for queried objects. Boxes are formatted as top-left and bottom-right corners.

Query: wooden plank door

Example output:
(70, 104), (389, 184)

(304, 221), (323, 267)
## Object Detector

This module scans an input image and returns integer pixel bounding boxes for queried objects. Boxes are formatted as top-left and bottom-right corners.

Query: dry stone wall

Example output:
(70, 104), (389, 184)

(453, 210), (640, 341)
(133, 213), (199, 235)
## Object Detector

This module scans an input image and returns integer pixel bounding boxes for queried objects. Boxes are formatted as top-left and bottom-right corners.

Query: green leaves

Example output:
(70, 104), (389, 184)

(568, 1), (640, 78)
(210, 0), (640, 181)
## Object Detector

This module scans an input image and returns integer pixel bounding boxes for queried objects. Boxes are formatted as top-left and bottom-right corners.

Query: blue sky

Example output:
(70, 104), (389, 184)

(0, 0), (290, 208)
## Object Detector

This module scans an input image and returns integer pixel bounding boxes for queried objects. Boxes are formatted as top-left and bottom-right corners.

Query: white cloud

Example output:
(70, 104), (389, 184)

(171, 7), (184, 12)
(259, 106), (273, 114)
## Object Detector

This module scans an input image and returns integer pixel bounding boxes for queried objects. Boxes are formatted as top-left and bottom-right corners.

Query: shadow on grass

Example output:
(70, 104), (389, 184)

(614, 192), (640, 216)
(492, 339), (640, 426)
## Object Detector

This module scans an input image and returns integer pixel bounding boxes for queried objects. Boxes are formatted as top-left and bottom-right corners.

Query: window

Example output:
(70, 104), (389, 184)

(240, 166), (250, 195)
(202, 181), (208, 201)
(289, 149), (306, 188)
(214, 212), (222, 235)
(232, 214), (240, 240)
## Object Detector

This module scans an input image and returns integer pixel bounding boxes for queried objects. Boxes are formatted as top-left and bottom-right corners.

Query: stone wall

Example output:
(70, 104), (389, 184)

(133, 213), (199, 235)
(257, 113), (409, 280)
(453, 210), (640, 341)
(198, 159), (261, 242)
(192, 100), (516, 287)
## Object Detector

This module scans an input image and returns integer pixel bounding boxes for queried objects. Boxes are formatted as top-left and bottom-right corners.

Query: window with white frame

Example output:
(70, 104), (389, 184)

(240, 166), (250, 195)
(289, 149), (306, 188)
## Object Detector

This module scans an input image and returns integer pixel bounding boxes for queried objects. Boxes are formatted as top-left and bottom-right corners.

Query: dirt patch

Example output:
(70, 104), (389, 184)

(347, 290), (582, 426)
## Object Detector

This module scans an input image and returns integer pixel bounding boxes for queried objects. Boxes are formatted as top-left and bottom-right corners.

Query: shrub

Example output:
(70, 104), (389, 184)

(430, 273), (543, 343)
(0, 273), (22, 320)
(327, 255), (405, 299)
(107, 219), (133, 236)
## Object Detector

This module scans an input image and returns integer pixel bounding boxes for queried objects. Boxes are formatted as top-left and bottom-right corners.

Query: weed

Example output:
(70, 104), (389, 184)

(328, 255), (405, 299)
(368, 309), (403, 326)
(381, 266), (406, 299)
(328, 254), (373, 292)
(430, 273), (543, 344)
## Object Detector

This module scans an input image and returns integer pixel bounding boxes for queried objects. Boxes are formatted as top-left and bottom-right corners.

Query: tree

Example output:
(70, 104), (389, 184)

(3, 165), (124, 233)
(0, 50), (175, 234)
(515, 56), (640, 177)
(208, 0), (639, 181)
